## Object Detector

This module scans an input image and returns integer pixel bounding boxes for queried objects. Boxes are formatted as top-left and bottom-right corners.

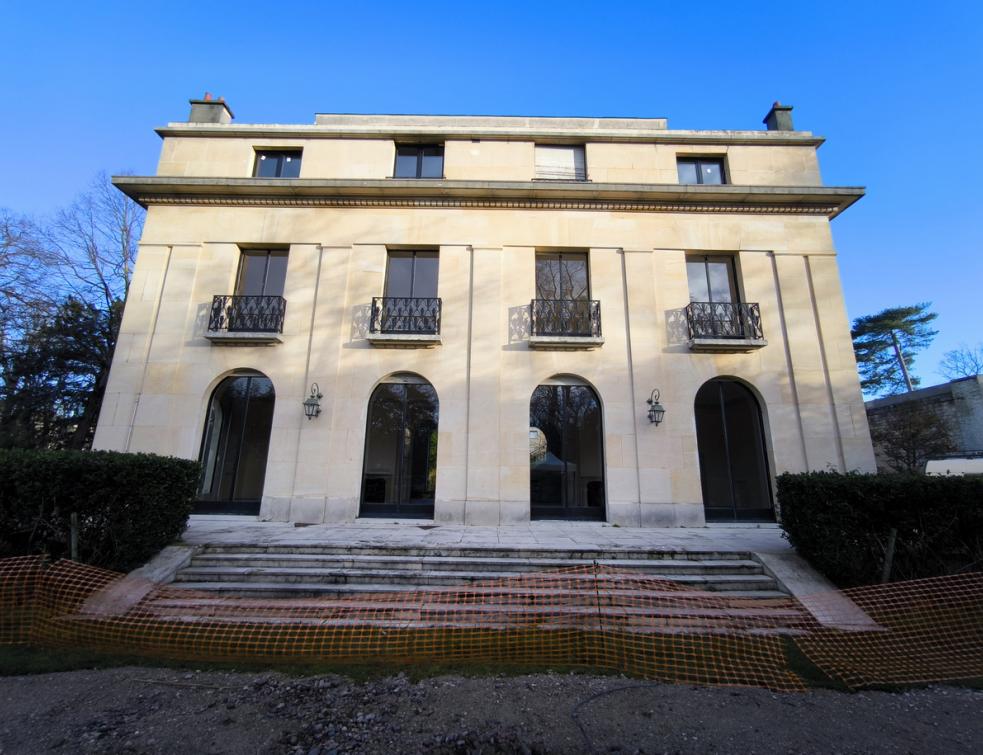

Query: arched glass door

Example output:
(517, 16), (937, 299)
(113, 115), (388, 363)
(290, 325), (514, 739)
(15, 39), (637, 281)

(530, 383), (605, 520)
(360, 378), (439, 518)
(196, 373), (275, 515)
(694, 379), (773, 521)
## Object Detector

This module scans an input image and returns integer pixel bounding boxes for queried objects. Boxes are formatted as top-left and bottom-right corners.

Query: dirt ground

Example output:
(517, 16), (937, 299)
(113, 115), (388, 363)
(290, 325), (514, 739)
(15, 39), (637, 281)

(0, 666), (980, 754)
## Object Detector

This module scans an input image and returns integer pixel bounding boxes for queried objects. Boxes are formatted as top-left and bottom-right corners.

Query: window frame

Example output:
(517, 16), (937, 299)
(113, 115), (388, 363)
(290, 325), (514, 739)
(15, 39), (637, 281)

(393, 144), (445, 179)
(534, 251), (591, 301)
(253, 149), (303, 178)
(676, 156), (727, 185)
(235, 248), (290, 297)
(685, 254), (741, 305)
(383, 249), (440, 299)
(534, 144), (588, 182)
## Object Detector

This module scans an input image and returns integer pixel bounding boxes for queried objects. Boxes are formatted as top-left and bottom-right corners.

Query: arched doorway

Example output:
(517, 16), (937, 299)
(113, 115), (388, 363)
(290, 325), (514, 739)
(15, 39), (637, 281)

(529, 380), (605, 520)
(196, 372), (275, 515)
(360, 375), (439, 518)
(694, 379), (773, 521)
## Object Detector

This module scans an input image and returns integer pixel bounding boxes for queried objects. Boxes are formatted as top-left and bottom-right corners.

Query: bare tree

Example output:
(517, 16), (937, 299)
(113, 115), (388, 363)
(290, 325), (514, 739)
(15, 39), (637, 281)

(41, 171), (141, 309)
(869, 403), (955, 473)
(0, 173), (144, 449)
(939, 344), (983, 380)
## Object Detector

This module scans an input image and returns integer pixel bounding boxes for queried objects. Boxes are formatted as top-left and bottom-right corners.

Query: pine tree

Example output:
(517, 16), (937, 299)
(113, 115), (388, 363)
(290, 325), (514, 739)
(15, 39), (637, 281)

(851, 304), (938, 396)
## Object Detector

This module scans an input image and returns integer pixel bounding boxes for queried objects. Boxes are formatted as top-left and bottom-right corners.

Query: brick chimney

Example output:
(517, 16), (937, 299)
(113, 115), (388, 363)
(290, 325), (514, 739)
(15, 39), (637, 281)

(188, 92), (234, 124)
(762, 101), (794, 131)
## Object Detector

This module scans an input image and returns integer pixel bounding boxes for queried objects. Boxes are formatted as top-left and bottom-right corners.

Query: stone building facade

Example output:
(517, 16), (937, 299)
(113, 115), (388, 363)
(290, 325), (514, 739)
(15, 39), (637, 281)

(94, 98), (876, 526)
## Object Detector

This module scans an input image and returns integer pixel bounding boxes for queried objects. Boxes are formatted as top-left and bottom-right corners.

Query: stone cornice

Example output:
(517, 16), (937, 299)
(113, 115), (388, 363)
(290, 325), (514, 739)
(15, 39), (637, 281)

(113, 177), (863, 218)
(155, 123), (825, 147)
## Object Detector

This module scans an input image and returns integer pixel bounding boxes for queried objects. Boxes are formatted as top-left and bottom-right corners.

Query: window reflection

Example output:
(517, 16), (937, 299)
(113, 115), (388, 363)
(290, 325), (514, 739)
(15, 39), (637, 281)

(530, 384), (605, 520)
(197, 374), (275, 515)
(361, 380), (439, 517)
(695, 379), (773, 521)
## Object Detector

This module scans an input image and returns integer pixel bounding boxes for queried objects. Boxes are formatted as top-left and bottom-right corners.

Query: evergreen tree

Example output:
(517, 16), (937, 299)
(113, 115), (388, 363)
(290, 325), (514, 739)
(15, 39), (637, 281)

(851, 304), (938, 396)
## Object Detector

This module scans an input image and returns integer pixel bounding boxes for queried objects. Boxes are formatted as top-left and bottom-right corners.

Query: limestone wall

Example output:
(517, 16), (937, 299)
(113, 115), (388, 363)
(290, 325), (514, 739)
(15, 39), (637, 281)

(92, 201), (876, 525)
(156, 136), (821, 186)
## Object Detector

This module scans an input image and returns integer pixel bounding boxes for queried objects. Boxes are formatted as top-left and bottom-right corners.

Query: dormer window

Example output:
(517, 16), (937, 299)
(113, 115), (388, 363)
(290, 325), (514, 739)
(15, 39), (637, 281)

(677, 157), (725, 185)
(254, 150), (302, 178)
(394, 145), (444, 178)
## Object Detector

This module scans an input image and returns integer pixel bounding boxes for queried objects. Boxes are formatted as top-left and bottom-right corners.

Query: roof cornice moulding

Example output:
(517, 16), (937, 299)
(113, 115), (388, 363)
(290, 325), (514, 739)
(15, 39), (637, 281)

(155, 124), (824, 147)
(113, 177), (863, 218)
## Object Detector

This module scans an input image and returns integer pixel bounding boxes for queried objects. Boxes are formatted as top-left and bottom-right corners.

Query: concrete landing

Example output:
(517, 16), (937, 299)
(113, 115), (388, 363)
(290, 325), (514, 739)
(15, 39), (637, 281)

(182, 517), (792, 553)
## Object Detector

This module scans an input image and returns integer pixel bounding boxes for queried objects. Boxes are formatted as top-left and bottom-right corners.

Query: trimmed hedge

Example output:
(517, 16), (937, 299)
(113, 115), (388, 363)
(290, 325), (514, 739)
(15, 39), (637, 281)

(0, 449), (199, 573)
(777, 471), (983, 587)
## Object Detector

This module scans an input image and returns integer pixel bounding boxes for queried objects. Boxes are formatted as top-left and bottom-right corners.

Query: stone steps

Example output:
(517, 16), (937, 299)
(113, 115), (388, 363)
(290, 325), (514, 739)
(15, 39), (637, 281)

(170, 545), (787, 598)
(197, 544), (751, 561)
(168, 581), (791, 601)
(189, 552), (765, 574)
(173, 565), (778, 591)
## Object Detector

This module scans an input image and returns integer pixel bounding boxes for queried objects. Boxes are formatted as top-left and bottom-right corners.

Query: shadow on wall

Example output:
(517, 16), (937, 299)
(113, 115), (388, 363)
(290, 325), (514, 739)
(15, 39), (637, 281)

(194, 302), (212, 339)
(508, 304), (531, 344)
(664, 308), (690, 351)
(348, 303), (372, 345)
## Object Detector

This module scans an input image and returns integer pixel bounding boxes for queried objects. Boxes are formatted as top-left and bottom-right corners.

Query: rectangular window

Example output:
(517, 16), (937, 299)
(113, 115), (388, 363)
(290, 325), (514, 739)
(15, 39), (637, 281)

(535, 252), (590, 300)
(535, 145), (587, 181)
(236, 249), (289, 296)
(686, 255), (738, 304)
(254, 150), (302, 178)
(394, 145), (444, 178)
(677, 157), (725, 185)
(385, 250), (439, 298)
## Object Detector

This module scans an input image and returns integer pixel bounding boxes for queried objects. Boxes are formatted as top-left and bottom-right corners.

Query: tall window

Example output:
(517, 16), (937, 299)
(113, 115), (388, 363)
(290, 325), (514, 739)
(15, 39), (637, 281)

(530, 383), (605, 520)
(535, 145), (587, 181)
(686, 255), (738, 304)
(535, 252), (589, 301)
(254, 150), (302, 178)
(533, 252), (593, 337)
(694, 379), (773, 521)
(394, 145), (444, 178)
(677, 157), (725, 185)
(360, 377), (439, 518)
(385, 250), (439, 299)
(197, 373), (276, 515)
(237, 249), (289, 297)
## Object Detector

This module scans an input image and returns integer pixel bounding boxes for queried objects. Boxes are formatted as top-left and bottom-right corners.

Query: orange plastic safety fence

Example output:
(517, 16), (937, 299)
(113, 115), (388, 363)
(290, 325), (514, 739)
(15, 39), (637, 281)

(2, 557), (981, 692)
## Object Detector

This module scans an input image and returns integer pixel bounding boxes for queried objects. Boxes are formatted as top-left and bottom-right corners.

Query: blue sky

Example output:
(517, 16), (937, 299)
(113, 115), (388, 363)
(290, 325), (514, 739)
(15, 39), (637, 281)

(1, 1), (980, 384)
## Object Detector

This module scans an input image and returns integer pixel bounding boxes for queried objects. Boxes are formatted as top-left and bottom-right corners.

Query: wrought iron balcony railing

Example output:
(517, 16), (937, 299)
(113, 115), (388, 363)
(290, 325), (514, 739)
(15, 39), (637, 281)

(530, 299), (601, 338)
(685, 301), (763, 340)
(208, 295), (286, 334)
(371, 297), (441, 335)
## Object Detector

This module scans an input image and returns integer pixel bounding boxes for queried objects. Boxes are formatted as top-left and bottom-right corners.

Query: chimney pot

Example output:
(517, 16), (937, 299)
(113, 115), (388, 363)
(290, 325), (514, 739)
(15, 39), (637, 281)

(763, 102), (794, 131)
(188, 95), (234, 124)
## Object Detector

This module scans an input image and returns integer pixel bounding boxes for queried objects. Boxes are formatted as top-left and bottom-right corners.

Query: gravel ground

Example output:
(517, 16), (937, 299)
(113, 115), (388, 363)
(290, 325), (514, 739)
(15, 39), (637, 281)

(0, 667), (980, 754)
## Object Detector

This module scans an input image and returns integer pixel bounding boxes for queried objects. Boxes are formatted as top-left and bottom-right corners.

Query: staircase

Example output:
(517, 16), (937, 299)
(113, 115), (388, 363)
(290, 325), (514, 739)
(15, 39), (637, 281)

(155, 545), (815, 637)
(170, 544), (788, 598)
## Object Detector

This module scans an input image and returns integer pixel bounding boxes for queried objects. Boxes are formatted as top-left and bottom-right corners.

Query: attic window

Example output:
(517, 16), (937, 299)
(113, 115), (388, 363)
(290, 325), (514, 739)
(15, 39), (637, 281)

(535, 145), (587, 181)
(254, 150), (302, 178)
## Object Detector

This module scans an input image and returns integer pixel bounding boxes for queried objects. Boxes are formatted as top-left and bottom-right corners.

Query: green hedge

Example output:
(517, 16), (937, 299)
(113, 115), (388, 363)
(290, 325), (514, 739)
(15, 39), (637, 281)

(777, 472), (983, 587)
(0, 449), (199, 572)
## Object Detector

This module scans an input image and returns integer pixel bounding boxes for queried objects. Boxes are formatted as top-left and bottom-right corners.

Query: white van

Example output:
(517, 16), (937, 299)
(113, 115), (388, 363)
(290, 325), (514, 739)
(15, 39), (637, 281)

(925, 455), (983, 476)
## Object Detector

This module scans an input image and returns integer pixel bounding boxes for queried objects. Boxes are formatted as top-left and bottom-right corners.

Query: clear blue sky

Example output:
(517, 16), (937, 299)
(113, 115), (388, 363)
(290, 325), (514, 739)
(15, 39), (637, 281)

(2, 1), (980, 384)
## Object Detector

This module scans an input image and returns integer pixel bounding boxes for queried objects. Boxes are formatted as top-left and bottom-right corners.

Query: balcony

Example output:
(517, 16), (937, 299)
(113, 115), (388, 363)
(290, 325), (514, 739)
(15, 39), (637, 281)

(529, 299), (604, 350)
(685, 301), (767, 352)
(205, 295), (286, 345)
(367, 296), (442, 348)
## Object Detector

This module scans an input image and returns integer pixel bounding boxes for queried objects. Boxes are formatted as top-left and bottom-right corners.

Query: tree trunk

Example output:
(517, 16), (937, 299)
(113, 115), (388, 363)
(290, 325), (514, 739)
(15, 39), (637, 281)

(891, 330), (915, 392)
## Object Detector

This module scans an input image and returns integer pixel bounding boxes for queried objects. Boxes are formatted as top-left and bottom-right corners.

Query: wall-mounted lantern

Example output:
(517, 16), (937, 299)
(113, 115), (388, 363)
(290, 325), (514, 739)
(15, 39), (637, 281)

(646, 389), (666, 426)
(303, 383), (323, 420)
